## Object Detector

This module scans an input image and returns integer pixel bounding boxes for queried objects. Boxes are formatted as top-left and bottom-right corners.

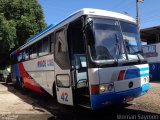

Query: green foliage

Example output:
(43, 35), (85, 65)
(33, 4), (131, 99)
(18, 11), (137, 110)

(0, 0), (47, 69)
(0, 15), (16, 69)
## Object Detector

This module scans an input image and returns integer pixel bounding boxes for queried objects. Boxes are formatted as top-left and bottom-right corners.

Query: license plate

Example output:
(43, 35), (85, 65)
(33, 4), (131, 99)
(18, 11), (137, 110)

(125, 96), (134, 102)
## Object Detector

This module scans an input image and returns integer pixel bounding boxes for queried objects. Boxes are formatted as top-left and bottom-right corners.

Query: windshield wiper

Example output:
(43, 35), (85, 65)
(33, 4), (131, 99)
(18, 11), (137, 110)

(124, 40), (143, 62)
(114, 33), (120, 64)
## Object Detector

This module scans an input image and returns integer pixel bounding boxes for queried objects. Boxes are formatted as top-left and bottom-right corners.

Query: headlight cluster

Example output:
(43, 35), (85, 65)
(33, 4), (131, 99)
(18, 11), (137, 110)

(99, 83), (114, 94)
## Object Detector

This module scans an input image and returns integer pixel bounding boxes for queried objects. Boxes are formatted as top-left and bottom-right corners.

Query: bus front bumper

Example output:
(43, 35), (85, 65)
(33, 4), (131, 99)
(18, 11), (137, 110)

(91, 83), (150, 110)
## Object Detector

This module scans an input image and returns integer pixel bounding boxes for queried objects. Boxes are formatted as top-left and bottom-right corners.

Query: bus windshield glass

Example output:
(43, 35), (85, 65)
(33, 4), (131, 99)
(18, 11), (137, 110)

(120, 21), (143, 60)
(89, 18), (144, 64)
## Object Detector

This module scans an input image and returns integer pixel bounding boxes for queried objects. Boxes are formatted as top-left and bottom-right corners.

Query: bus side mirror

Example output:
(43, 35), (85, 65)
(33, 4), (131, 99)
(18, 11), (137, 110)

(85, 22), (95, 46)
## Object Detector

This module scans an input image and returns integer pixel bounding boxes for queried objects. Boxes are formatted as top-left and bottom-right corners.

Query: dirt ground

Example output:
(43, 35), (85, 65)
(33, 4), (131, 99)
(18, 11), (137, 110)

(128, 82), (160, 114)
(0, 82), (52, 120)
(0, 82), (160, 120)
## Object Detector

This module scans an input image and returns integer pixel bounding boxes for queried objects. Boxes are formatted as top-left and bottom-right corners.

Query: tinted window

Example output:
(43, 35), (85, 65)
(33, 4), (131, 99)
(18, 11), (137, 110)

(120, 21), (137, 33)
(51, 33), (54, 53)
(30, 44), (37, 59)
(21, 51), (25, 61)
(18, 52), (23, 62)
(55, 29), (70, 69)
(43, 37), (49, 55)
(24, 48), (29, 60)
(56, 75), (70, 87)
(92, 19), (123, 61)
(38, 37), (50, 56)
(38, 40), (43, 56)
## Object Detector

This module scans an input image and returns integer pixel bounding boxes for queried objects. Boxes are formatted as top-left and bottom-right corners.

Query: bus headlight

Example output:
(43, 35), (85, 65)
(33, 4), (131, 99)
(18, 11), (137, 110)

(100, 85), (107, 93)
(99, 83), (114, 93)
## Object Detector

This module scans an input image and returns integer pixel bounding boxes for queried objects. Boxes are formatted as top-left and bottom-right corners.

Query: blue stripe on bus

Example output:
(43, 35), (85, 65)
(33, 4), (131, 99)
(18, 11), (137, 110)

(91, 83), (150, 110)
(139, 67), (149, 71)
(14, 64), (20, 77)
(124, 68), (149, 80)
(141, 83), (151, 91)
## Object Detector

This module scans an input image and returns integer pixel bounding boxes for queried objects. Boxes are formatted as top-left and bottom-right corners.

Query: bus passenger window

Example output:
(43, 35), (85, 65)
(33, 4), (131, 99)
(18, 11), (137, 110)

(21, 51), (25, 61)
(24, 49), (29, 60)
(30, 44), (37, 59)
(58, 42), (62, 52)
(38, 41), (43, 56)
(18, 52), (22, 62)
(42, 37), (49, 55)
(38, 37), (49, 56)
(55, 29), (70, 69)
(50, 33), (54, 53)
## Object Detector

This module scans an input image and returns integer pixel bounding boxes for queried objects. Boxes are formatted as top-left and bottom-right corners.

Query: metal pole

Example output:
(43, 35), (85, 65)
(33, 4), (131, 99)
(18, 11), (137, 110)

(136, 0), (140, 30)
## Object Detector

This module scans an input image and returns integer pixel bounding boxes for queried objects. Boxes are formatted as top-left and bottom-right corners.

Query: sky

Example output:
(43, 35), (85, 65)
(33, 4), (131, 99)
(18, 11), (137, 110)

(38, 0), (160, 29)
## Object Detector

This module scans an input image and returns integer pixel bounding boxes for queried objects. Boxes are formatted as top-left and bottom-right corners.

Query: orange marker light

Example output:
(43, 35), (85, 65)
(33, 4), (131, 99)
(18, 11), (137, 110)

(118, 70), (125, 81)
(91, 85), (99, 95)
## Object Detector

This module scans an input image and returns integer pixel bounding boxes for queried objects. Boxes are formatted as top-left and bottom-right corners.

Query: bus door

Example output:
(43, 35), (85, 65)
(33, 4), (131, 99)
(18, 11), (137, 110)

(73, 54), (90, 107)
(54, 28), (74, 106)
(66, 17), (91, 107)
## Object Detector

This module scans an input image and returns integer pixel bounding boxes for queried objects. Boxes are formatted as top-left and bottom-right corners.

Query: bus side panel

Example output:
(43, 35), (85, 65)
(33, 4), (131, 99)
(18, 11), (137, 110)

(18, 62), (44, 94)
(20, 54), (55, 95)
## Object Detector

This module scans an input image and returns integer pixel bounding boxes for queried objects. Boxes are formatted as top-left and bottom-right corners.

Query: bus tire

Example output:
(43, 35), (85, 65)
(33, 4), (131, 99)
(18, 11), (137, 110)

(16, 77), (25, 91)
(15, 77), (21, 89)
(18, 78), (23, 90)
(20, 78), (25, 89)
(20, 78), (27, 94)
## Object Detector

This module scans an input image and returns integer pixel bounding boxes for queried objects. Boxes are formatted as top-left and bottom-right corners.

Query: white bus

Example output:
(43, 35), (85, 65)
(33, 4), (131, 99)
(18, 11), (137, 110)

(10, 8), (150, 110)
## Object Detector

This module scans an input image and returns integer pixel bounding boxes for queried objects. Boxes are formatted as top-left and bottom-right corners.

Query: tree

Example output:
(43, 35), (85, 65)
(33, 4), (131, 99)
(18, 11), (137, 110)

(0, 15), (16, 69)
(0, 0), (47, 69)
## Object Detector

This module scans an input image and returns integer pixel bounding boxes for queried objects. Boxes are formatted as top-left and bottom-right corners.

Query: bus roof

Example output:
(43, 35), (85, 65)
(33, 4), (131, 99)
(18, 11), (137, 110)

(11, 8), (136, 55)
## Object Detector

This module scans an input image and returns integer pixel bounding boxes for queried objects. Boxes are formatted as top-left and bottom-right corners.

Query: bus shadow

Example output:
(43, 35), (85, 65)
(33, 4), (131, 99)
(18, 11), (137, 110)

(150, 81), (160, 84)
(3, 83), (160, 120)
(47, 104), (160, 120)
(2, 82), (54, 113)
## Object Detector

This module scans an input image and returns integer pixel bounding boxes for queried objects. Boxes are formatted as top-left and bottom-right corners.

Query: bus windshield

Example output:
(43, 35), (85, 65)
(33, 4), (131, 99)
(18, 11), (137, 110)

(120, 21), (145, 61)
(89, 18), (144, 65)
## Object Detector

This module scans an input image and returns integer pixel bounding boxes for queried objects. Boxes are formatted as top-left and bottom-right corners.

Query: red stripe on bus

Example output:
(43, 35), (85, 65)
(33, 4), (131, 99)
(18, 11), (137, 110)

(18, 62), (44, 94)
